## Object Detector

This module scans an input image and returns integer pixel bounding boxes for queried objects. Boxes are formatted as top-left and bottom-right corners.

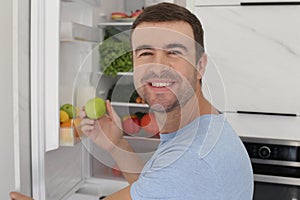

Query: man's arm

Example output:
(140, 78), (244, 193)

(109, 139), (143, 184)
(104, 185), (132, 200)
(9, 186), (133, 200)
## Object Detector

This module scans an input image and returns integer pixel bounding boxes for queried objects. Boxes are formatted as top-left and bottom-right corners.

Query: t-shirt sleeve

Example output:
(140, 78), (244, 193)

(130, 152), (177, 199)
(130, 170), (171, 199)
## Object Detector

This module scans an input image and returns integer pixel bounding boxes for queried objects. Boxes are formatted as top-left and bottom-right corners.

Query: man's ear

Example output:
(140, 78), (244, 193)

(196, 53), (207, 80)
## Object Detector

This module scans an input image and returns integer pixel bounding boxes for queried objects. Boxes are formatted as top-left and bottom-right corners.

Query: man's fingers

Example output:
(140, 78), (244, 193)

(80, 118), (95, 126)
(9, 192), (33, 200)
(105, 100), (121, 126)
(81, 124), (94, 132)
(79, 107), (86, 118)
(105, 100), (114, 119)
(80, 118), (96, 136)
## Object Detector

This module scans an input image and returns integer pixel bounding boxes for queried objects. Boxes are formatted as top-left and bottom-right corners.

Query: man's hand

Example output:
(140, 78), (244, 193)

(80, 100), (143, 183)
(80, 100), (123, 153)
(9, 192), (33, 200)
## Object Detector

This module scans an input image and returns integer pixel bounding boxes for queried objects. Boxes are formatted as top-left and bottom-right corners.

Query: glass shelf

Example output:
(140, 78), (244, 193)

(115, 72), (133, 76)
(111, 101), (149, 108)
(98, 21), (133, 27)
(97, 72), (133, 76)
(124, 135), (160, 142)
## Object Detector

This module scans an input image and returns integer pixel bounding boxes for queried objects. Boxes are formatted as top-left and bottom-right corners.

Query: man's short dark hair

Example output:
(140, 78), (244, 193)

(131, 2), (205, 63)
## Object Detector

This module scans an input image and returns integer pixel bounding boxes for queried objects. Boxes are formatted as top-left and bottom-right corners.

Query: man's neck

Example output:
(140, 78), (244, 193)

(155, 89), (218, 134)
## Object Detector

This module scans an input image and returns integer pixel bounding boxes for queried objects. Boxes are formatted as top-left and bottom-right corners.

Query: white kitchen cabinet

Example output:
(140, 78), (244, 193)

(195, 5), (300, 115)
(226, 112), (300, 141)
(194, 0), (300, 6)
(194, 0), (240, 5)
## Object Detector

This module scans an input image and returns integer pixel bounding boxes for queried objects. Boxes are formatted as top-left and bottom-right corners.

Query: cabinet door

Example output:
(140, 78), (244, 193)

(194, 0), (300, 6)
(196, 6), (300, 114)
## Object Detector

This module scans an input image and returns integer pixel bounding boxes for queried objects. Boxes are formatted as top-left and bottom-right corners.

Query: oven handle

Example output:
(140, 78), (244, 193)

(254, 174), (300, 186)
(251, 158), (300, 167)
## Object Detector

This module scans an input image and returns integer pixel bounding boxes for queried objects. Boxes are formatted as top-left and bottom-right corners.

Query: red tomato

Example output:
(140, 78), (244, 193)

(141, 113), (159, 136)
(122, 115), (141, 134)
(111, 166), (122, 177)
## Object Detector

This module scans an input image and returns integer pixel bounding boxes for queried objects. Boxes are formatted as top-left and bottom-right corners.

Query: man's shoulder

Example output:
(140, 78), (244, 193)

(191, 114), (240, 157)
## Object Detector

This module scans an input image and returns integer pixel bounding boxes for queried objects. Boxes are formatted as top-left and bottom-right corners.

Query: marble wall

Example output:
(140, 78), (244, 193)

(196, 6), (300, 114)
(194, 5), (300, 140)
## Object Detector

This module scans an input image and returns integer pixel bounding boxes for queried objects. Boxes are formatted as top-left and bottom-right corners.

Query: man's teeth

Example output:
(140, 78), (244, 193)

(151, 82), (171, 87)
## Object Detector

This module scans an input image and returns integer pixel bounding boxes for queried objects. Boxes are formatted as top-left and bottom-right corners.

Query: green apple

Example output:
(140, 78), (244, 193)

(85, 97), (106, 119)
(60, 103), (76, 119)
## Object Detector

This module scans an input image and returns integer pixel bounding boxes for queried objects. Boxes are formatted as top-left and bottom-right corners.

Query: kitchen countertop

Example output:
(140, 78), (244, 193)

(225, 112), (300, 141)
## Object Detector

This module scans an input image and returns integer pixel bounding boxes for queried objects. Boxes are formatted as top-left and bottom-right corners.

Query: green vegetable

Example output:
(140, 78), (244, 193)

(99, 27), (133, 77)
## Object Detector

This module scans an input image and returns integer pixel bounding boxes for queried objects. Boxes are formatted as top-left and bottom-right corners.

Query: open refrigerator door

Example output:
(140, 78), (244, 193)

(31, 0), (186, 199)
(31, 0), (129, 199)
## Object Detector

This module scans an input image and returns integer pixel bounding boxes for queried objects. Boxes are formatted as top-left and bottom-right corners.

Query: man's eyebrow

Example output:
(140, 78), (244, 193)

(134, 43), (189, 53)
(165, 43), (188, 52)
(134, 45), (154, 53)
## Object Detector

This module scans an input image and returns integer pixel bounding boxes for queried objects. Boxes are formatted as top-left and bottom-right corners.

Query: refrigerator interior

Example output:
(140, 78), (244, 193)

(45, 0), (164, 199)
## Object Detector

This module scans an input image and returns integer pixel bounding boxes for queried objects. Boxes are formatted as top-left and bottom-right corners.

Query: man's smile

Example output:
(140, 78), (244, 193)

(143, 79), (178, 93)
(150, 82), (172, 87)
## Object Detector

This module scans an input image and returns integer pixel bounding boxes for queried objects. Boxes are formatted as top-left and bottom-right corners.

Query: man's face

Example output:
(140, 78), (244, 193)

(131, 21), (201, 112)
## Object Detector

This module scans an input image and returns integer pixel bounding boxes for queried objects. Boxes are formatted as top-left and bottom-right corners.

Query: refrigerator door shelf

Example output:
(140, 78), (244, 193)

(60, 22), (101, 44)
(59, 127), (81, 147)
(65, 193), (100, 200)
(66, 178), (128, 200)
(61, 0), (101, 7)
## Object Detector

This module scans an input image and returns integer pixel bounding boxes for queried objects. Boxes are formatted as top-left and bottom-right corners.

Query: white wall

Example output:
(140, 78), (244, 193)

(0, 0), (31, 198)
(0, 0), (15, 199)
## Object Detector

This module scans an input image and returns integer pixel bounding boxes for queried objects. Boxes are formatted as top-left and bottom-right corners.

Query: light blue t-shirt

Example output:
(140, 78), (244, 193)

(130, 114), (254, 200)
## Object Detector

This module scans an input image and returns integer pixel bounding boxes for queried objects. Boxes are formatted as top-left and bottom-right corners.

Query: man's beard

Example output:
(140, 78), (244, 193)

(143, 89), (180, 113)
(141, 79), (197, 113)
(135, 66), (198, 113)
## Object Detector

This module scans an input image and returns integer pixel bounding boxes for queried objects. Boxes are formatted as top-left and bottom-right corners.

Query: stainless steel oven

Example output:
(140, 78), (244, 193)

(241, 137), (300, 200)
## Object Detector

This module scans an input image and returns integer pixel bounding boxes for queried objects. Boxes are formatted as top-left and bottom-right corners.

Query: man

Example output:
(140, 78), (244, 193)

(10, 2), (253, 200)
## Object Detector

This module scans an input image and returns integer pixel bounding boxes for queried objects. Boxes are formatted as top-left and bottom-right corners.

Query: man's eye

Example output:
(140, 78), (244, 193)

(138, 51), (153, 57)
(168, 50), (182, 55)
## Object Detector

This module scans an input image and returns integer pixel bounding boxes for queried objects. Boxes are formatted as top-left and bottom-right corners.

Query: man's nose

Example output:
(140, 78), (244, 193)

(148, 52), (172, 77)
(154, 49), (170, 66)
